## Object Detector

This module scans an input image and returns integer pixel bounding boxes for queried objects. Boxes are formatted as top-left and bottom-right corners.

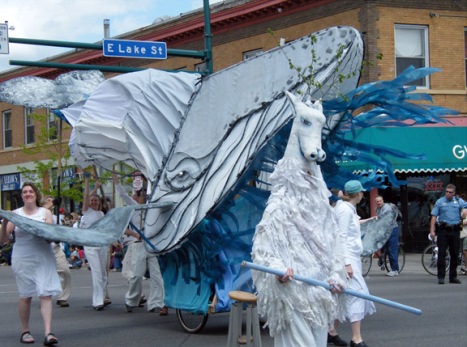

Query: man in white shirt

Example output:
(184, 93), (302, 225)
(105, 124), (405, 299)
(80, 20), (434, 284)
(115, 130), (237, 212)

(113, 173), (167, 315)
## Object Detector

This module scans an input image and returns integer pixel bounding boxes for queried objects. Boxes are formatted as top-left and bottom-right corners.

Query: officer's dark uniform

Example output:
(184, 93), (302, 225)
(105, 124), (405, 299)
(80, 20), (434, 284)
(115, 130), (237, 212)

(431, 195), (466, 282)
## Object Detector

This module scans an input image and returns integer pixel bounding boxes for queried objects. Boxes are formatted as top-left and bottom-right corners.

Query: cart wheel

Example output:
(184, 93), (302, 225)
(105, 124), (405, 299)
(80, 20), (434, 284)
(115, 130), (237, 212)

(176, 309), (209, 333)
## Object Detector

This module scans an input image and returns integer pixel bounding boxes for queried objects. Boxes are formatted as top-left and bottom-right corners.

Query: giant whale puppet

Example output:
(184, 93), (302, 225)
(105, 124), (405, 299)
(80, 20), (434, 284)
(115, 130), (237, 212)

(0, 26), (457, 314)
(0, 26), (364, 247)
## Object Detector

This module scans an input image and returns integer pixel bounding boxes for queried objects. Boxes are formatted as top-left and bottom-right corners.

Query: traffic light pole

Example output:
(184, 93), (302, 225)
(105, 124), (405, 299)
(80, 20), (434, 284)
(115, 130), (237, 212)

(7, 1), (213, 74)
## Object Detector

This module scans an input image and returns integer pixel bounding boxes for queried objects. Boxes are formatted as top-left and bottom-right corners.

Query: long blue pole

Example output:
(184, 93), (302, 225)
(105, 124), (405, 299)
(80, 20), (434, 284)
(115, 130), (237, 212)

(242, 261), (422, 316)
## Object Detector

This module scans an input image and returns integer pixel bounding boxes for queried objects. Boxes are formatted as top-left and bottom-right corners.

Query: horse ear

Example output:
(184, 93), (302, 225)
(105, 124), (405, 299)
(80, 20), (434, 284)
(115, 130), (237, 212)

(313, 99), (323, 113)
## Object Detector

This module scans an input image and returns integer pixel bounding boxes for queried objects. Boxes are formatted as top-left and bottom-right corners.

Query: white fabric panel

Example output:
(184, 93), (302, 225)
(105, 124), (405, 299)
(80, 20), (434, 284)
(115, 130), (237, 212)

(71, 69), (201, 178)
(58, 99), (86, 127)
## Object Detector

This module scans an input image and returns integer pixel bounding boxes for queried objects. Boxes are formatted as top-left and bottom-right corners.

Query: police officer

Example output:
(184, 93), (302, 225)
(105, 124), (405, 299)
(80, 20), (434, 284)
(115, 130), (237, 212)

(430, 184), (467, 284)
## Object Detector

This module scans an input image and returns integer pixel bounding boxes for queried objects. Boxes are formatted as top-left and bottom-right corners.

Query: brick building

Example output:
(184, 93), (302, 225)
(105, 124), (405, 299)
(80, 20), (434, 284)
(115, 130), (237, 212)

(1, 0), (466, 250)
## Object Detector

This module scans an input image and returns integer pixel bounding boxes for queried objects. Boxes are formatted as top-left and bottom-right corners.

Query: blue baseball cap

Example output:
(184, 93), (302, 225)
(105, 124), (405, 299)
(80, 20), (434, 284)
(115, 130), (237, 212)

(344, 180), (366, 194)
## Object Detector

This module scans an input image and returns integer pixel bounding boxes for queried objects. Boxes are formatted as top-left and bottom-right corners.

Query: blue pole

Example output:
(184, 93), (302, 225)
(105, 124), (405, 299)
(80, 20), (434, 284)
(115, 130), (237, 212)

(127, 202), (175, 252)
(129, 221), (158, 252)
(242, 261), (422, 316)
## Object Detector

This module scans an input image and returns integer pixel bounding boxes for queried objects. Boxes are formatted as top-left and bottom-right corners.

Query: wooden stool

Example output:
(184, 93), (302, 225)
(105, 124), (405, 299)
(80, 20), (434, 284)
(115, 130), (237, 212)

(227, 291), (262, 347)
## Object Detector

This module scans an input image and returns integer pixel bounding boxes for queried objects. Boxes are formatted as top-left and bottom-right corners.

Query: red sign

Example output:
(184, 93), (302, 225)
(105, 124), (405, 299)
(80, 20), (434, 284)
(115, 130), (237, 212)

(425, 181), (443, 191)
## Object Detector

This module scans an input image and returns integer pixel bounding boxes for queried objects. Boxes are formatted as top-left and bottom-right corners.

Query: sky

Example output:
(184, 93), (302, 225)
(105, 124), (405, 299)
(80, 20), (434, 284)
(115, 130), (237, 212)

(0, 0), (223, 73)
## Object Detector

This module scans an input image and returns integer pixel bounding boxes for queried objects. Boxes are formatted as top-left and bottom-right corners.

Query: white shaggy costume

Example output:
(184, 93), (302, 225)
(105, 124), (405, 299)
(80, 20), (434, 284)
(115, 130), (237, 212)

(252, 158), (347, 347)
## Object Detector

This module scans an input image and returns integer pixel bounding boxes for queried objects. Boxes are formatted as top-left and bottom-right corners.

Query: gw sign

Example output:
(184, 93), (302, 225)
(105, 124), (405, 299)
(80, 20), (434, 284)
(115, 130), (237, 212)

(103, 39), (167, 59)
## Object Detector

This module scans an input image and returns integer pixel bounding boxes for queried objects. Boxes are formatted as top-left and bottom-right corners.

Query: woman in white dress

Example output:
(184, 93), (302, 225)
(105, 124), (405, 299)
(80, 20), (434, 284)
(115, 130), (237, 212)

(80, 175), (107, 310)
(334, 180), (376, 347)
(0, 182), (62, 346)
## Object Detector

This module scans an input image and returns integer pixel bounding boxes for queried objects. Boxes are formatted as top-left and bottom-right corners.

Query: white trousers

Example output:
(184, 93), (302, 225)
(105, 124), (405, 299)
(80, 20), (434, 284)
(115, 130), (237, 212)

(124, 242), (164, 310)
(53, 243), (71, 301)
(84, 246), (109, 307)
(274, 310), (327, 347)
(146, 252), (165, 310)
(124, 242), (144, 307)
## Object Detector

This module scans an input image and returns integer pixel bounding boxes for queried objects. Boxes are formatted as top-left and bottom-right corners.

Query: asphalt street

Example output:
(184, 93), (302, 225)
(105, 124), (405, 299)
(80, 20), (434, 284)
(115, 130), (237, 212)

(0, 253), (466, 347)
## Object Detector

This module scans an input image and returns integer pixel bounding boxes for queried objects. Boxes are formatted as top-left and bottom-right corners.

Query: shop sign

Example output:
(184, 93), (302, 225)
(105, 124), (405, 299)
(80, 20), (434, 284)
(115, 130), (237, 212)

(452, 144), (467, 160)
(52, 167), (76, 186)
(424, 181), (443, 192)
(61, 167), (75, 184)
(61, 167), (75, 178)
(1, 173), (21, 191)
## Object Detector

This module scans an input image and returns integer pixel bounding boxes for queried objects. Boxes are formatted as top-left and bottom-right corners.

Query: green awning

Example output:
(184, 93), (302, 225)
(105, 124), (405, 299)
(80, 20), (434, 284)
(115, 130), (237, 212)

(340, 126), (467, 173)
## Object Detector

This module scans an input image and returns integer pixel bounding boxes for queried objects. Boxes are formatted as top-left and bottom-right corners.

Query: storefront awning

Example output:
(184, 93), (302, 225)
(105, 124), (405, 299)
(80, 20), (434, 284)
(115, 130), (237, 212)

(340, 126), (467, 173)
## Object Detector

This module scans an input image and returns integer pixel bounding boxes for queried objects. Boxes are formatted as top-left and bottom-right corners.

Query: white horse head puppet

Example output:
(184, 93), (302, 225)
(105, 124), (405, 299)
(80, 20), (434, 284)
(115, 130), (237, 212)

(283, 91), (326, 167)
(251, 91), (345, 334)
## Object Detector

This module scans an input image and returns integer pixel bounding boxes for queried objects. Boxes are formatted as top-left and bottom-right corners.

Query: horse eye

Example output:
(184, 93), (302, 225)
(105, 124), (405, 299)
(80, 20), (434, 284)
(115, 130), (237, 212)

(301, 117), (311, 126)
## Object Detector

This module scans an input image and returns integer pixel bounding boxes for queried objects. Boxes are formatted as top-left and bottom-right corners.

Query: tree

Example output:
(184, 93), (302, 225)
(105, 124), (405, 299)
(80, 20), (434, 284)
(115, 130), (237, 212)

(268, 29), (383, 101)
(17, 112), (83, 204)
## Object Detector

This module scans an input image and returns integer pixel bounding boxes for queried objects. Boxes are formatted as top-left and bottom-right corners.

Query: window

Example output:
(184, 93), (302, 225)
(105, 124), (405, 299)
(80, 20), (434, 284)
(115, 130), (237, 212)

(395, 25), (429, 87)
(243, 49), (263, 61)
(24, 107), (35, 145)
(2, 110), (12, 148)
(464, 28), (467, 88)
(47, 112), (58, 141)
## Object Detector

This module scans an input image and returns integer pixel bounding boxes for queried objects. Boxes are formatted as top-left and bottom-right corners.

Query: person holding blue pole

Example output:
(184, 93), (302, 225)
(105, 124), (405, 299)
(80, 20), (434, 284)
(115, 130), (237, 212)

(334, 180), (376, 347)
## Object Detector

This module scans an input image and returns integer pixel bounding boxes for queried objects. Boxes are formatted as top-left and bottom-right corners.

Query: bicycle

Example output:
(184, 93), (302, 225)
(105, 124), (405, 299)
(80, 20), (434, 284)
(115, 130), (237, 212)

(361, 242), (406, 277)
(421, 236), (464, 276)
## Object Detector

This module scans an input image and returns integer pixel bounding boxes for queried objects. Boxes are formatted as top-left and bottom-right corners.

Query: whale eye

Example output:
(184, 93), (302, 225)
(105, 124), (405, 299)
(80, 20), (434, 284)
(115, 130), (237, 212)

(164, 155), (203, 191)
